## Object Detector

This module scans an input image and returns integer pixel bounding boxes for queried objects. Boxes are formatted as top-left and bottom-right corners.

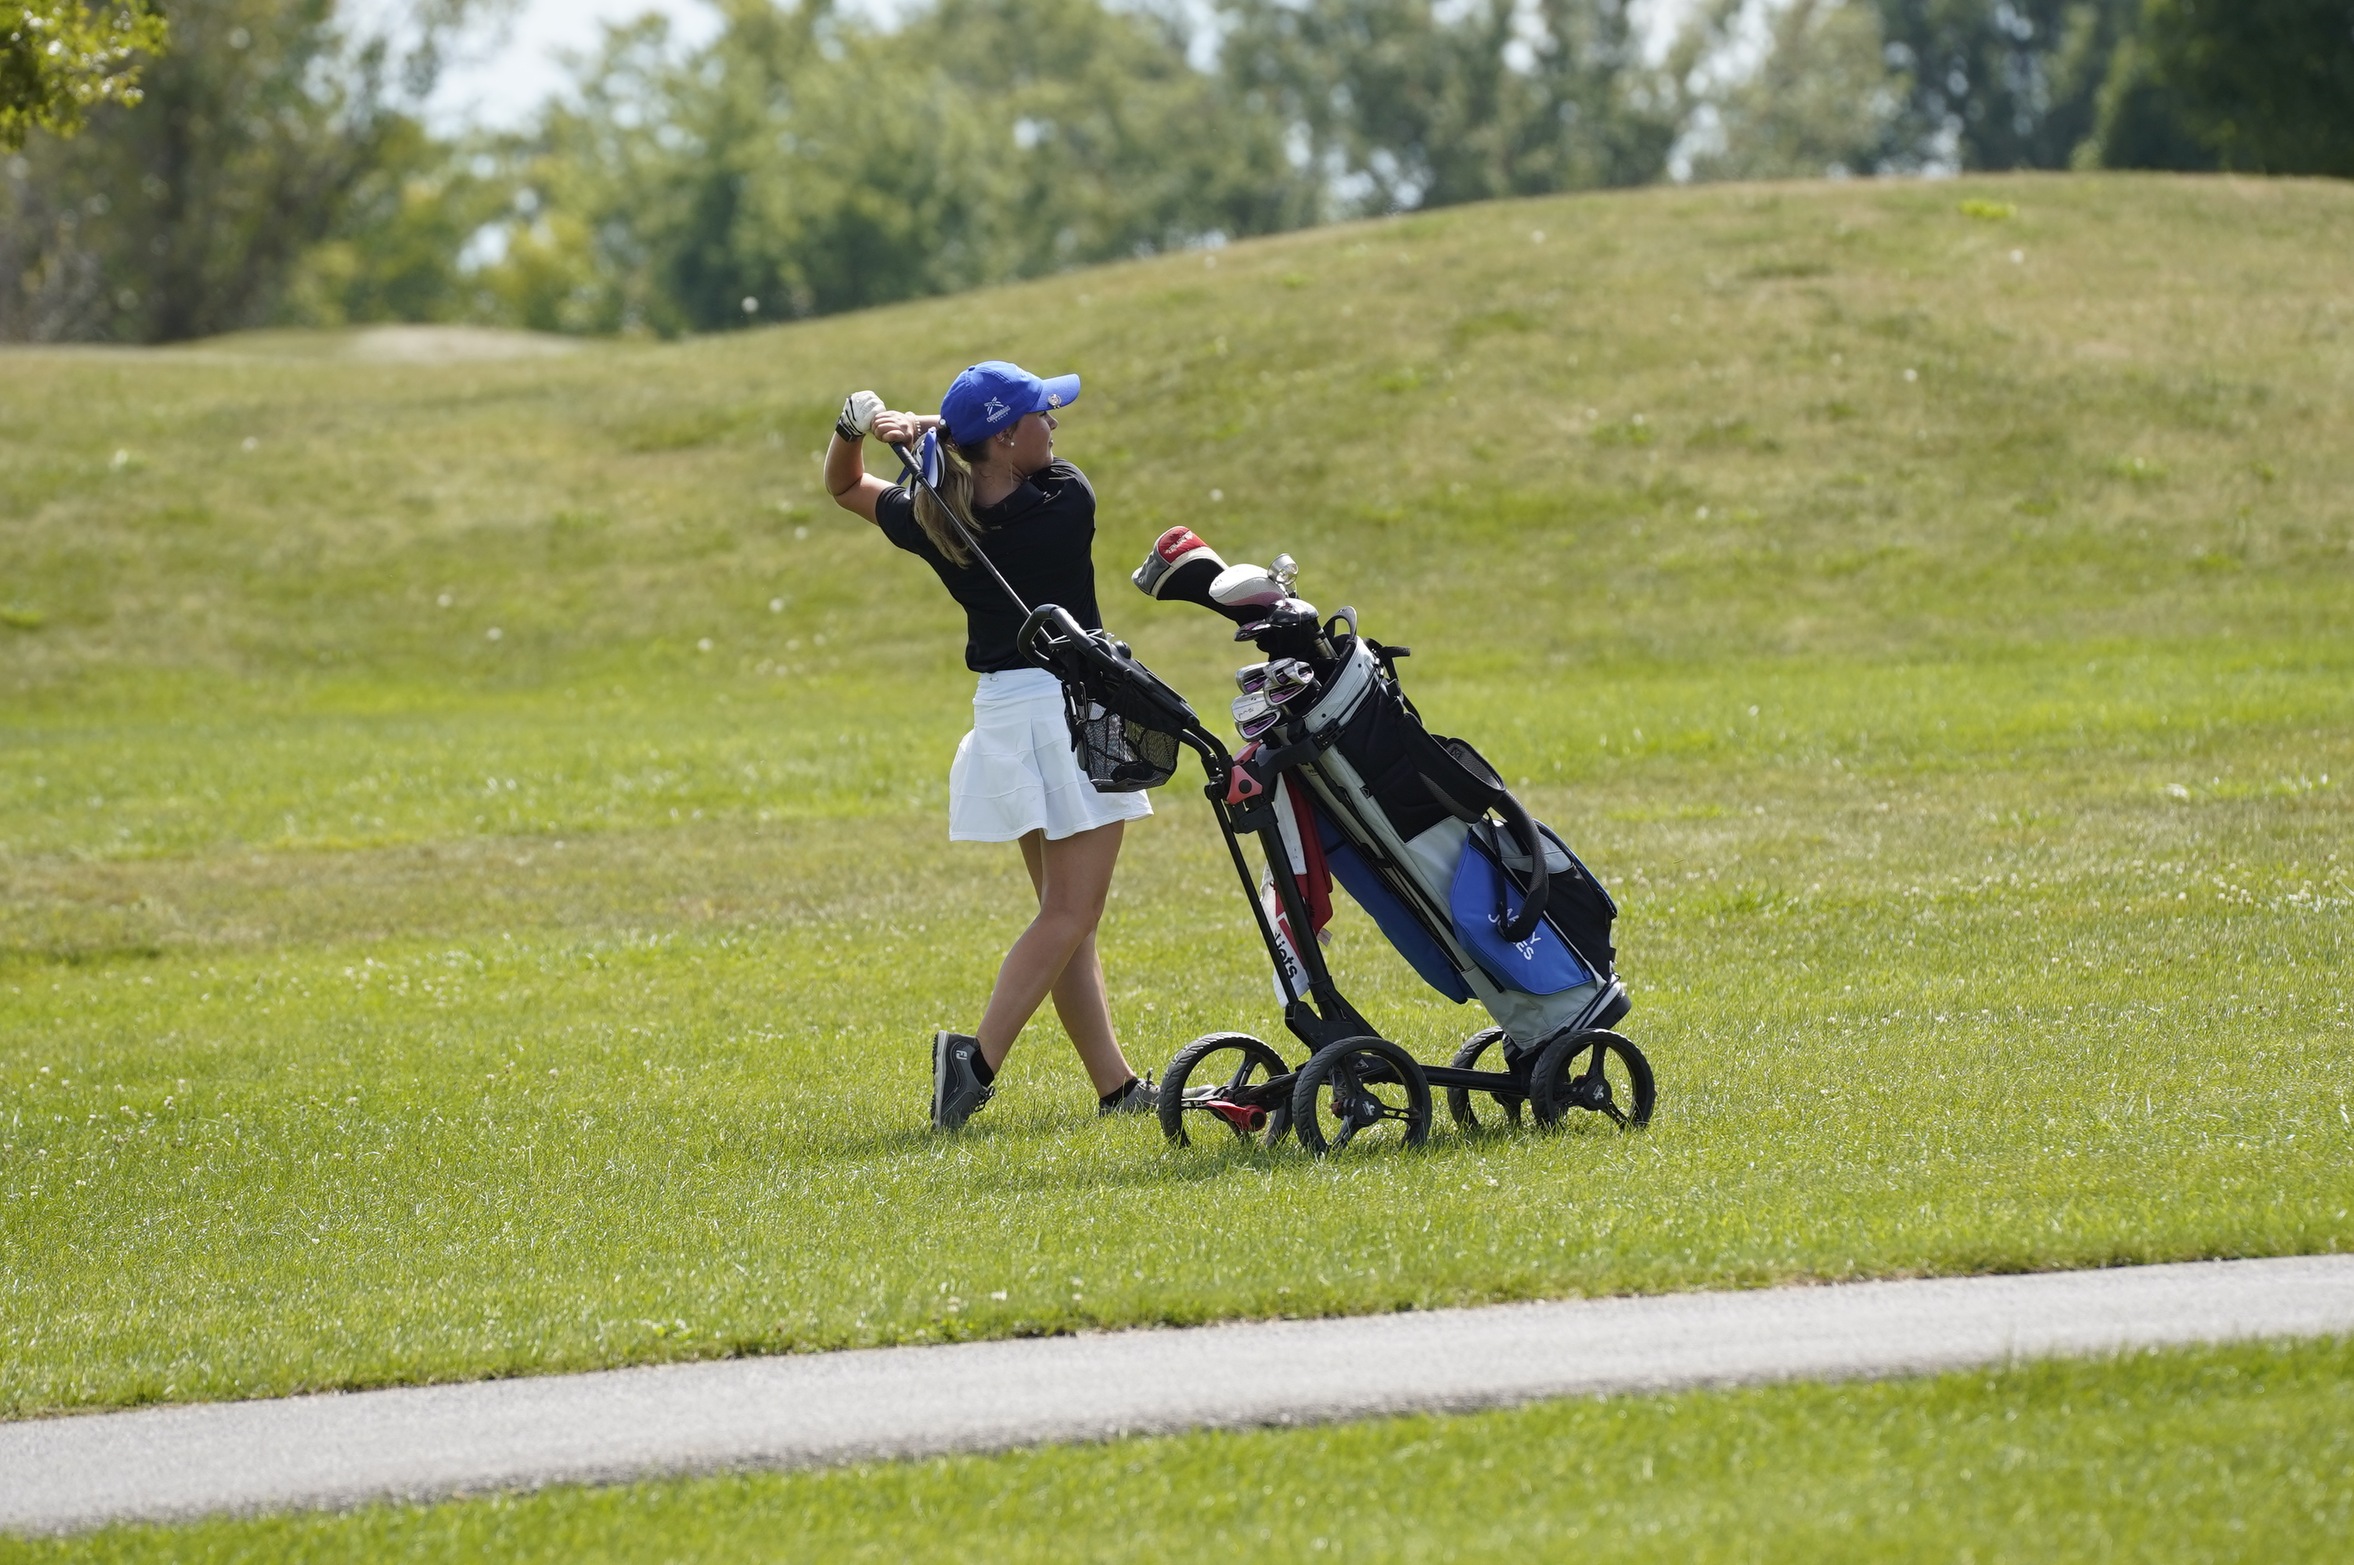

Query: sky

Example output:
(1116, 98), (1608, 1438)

(427, 0), (722, 131)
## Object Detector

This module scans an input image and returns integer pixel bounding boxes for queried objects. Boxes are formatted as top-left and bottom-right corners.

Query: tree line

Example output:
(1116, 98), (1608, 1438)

(4, 0), (2349, 342)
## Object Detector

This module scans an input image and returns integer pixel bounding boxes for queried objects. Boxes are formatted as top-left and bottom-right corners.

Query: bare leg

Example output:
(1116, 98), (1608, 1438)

(1048, 930), (1131, 1092)
(1015, 835), (1127, 1080)
(977, 822), (1136, 1096)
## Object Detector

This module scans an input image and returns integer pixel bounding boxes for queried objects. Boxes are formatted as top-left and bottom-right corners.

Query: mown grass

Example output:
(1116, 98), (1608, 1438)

(22, 1338), (2354, 1562)
(3, 172), (2352, 1419)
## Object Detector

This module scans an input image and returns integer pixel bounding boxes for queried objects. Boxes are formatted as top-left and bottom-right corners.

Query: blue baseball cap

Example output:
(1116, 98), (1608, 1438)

(939, 360), (1081, 447)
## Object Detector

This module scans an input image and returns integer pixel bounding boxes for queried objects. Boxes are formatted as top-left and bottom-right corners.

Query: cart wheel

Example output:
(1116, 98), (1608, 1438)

(1290, 1036), (1431, 1156)
(1444, 1026), (1525, 1134)
(1529, 1030), (1654, 1131)
(1159, 1032), (1292, 1148)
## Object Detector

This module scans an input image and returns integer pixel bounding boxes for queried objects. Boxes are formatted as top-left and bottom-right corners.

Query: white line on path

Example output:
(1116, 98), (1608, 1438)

(6, 1255), (2352, 1536)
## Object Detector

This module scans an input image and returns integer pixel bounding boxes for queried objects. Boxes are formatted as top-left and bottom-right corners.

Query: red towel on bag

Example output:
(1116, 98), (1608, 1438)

(1264, 773), (1333, 956)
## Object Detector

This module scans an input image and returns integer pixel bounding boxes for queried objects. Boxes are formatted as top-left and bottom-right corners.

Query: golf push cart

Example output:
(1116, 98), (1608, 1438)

(894, 442), (1652, 1155)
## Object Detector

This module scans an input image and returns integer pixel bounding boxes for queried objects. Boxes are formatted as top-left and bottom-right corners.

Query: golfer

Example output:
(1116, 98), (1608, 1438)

(826, 362), (1156, 1131)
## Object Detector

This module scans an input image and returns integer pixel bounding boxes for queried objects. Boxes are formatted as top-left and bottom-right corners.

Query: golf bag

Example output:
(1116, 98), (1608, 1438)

(1273, 636), (1620, 1052)
(1134, 527), (1626, 1058)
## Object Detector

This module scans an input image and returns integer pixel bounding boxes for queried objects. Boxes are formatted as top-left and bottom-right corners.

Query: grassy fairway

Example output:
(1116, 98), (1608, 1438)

(3, 173), (2352, 1418)
(25, 1338), (2354, 1561)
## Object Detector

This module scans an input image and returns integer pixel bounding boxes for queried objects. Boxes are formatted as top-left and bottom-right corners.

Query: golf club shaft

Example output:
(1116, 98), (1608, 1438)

(890, 441), (1031, 620)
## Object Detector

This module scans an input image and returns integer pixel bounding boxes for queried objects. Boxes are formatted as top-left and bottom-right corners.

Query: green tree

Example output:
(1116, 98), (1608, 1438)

(492, 0), (1316, 334)
(2138, 0), (2354, 175)
(1218, 0), (1675, 213)
(0, 1), (165, 149)
(2075, 26), (2212, 170)
(1871, 0), (2137, 169)
(0, 0), (503, 341)
(1680, 0), (1905, 182)
(276, 117), (516, 328)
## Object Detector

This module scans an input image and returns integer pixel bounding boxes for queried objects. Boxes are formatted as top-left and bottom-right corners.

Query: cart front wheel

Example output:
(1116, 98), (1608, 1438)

(1529, 1029), (1654, 1131)
(1291, 1036), (1431, 1156)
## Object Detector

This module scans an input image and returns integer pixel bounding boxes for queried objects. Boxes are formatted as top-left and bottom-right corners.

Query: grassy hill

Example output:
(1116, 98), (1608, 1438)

(4, 173), (2349, 861)
(2, 172), (2351, 1453)
(10, 173), (2351, 695)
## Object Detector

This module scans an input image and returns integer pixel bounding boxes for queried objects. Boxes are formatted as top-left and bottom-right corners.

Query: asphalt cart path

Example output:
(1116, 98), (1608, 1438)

(7, 1254), (2352, 1536)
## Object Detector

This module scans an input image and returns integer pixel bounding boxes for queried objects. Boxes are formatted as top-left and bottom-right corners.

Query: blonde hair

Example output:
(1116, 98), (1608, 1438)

(912, 433), (995, 566)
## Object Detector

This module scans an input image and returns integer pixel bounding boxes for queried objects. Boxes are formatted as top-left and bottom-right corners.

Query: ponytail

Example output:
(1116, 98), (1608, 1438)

(912, 432), (994, 566)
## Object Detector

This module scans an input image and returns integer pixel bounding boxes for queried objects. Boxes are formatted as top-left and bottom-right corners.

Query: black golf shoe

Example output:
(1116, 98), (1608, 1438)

(1097, 1074), (1160, 1116)
(932, 1031), (993, 1132)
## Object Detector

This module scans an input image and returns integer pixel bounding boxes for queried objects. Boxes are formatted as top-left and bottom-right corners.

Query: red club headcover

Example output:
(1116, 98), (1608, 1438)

(1135, 526), (1254, 622)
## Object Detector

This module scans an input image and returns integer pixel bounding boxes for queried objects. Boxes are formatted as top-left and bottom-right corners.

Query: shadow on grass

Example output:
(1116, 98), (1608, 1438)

(0, 940), (166, 973)
(949, 1122), (1656, 1198)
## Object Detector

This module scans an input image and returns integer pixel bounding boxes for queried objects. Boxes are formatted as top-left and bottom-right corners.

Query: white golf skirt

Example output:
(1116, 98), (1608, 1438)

(949, 668), (1154, 843)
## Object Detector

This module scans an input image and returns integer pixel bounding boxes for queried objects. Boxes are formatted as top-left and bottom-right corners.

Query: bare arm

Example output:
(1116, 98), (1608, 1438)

(824, 432), (893, 525)
(826, 406), (941, 526)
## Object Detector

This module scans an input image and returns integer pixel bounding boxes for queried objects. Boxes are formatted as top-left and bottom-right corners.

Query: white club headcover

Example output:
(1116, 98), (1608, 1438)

(1210, 563), (1287, 609)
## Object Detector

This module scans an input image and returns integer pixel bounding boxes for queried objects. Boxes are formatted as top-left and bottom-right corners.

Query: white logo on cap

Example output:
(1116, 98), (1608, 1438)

(983, 397), (1009, 423)
(1047, 393), (1063, 407)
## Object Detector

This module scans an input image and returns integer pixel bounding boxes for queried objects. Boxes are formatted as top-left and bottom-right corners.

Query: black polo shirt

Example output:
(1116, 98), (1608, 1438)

(875, 459), (1105, 672)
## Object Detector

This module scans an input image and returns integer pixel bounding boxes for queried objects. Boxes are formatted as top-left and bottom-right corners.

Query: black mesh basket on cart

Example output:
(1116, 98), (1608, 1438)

(1065, 691), (1181, 792)
(1018, 605), (1195, 794)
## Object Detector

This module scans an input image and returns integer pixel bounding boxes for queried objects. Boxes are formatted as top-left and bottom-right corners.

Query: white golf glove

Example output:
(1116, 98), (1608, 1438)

(836, 390), (885, 441)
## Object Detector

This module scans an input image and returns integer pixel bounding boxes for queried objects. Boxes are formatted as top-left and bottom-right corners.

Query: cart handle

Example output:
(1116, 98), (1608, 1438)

(1492, 792), (1551, 944)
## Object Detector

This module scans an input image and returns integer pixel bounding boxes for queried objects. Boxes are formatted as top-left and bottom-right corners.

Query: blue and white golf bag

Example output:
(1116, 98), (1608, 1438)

(1270, 635), (1624, 1054)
